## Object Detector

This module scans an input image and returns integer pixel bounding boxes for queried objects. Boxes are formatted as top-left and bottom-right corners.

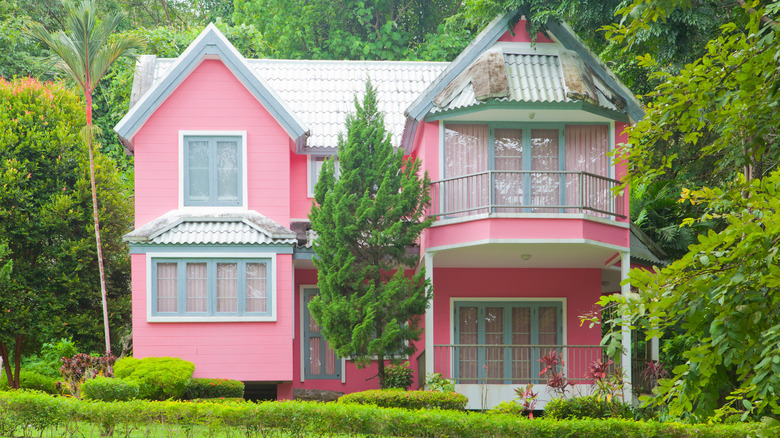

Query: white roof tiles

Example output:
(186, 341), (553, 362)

(151, 58), (448, 149)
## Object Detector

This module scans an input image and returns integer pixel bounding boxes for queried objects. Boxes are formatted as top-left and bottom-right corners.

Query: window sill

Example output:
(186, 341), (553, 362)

(147, 315), (276, 323)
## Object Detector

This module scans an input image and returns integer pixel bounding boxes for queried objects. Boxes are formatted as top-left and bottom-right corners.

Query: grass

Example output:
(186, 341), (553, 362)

(25, 422), (367, 438)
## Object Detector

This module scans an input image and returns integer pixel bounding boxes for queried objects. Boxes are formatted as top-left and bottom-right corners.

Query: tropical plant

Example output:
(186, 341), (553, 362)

(27, 0), (143, 355)
(538, 350), (570, 398)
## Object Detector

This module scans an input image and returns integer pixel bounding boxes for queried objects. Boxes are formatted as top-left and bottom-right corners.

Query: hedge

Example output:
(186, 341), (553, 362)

(338, 389), (468, 410)
(0, 391), (763, 438)
(545, 396), (634, 420)
(113, 356), (194, 400)
(184, 377), (245, 399)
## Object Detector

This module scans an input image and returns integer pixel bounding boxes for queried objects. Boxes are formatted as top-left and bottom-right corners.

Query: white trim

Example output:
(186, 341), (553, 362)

(178, 130), (248, 209)
(491, 41), (563, 56)
(426, 237), (628, 254)
(145, 251), (277, 322)
(432, 212), (628, 228)
(306, 155), (314, 199)
(424, 252), (435, 377)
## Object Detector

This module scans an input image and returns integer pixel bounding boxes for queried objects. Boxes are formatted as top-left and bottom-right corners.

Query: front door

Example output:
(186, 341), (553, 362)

(303, 288), (341, 380)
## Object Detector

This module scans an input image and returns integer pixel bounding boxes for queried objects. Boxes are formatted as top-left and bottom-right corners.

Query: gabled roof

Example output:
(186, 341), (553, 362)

(114, 24), (309, 152)
(124, 210), (297, 246)
(139, 57), (447, 153)
(404, 10), (644, 127)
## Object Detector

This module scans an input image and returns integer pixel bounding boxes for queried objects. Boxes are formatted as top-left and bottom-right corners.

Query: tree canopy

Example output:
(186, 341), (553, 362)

(308, 82), (432, 388)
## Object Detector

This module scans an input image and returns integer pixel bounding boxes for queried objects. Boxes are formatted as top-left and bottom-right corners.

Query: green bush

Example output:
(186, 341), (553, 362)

(424, 373), (455, 392)
(184, 378), (245, 399)
(0, 370), (59, 394)
(0, 391), (763, 438)
(384, 363), (414, 390)
(22, 338), (78, 378)
(338, 389), (468, 411)
(545, 395), (634, 420)
(114, 356), (194, 400)
(81, 376), (140, 402)
(189, 397), (246, 404)
(490, 400), (529, 416)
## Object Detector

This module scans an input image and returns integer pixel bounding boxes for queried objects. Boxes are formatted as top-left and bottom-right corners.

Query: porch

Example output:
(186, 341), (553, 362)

(429, 170), (625, 219)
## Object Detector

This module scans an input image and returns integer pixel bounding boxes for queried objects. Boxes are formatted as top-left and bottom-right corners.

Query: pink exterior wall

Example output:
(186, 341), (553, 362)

(289, 151), (312, 220)
(615, 122), (630, 223)
(131, 254), (294, 381)
(498, 19), (556, 44)
(133, 59), (291, 228)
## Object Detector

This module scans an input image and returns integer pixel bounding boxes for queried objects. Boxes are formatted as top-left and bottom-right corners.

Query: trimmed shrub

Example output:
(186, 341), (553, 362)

(82, 376), (140, 402)
(189, 397), (246, 404)
(0, 391), (764, 438)
(0, 370), (59, 394)
(490, 400), (528, 416)
(114, 356), (194, 400)
(545, 395), (634, 420)
(184, 378), (245, 400)
(338, 389), (468, 411)
(384, 363), (414, 390)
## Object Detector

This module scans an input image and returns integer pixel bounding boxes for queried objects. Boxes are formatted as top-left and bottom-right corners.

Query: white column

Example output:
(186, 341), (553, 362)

(424, 251), (435, 377)
(620, 251), (633, 401)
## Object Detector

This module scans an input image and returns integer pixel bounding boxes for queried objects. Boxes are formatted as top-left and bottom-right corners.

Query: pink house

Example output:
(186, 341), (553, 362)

(116, 10), (658, 408)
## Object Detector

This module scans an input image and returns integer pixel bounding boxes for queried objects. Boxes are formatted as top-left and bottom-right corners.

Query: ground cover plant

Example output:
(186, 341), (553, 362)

(0, 391), (763, 438)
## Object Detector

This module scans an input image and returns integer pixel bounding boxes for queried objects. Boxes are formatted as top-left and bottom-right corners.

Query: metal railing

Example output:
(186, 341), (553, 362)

(432, 344), (613, 384)
(429, 171), (625, 219)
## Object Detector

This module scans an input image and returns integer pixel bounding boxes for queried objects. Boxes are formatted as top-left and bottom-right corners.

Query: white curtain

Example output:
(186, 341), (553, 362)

(531, 129), (560, 211)
(186, 263), (208, 312)
(494, 129), (523, 212)
(444, 124), (489, 215)
(565, 125), (609, 213)
(156, 263), (178, 312)
(246, 263), (267, 313)
(216, 263), (238, 313)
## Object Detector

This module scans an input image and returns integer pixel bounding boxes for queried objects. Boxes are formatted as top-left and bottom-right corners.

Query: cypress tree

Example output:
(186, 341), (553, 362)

(308, 80), (433, 388)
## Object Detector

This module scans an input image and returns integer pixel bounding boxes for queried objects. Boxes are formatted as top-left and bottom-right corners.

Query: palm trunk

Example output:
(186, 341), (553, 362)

(86, 88), (111, 355)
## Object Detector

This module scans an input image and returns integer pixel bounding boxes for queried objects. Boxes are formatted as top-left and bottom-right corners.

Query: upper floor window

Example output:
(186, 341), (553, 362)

(151, 257), (274, 321)
(182, 134), (244, 207)
(308, 155), (339, 198)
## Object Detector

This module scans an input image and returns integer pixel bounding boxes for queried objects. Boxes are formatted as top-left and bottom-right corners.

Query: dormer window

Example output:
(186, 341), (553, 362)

(181, 132), (247, 207)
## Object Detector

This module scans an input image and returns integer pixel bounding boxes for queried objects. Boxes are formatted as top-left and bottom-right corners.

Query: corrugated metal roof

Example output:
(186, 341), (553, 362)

(152, 58), (448, 149)
(124, 210), (297, 246)
(150, 220), (296, 245)
(630, 227), (666, 267)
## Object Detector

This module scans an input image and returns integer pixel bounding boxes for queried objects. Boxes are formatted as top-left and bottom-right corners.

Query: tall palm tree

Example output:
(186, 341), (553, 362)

(28, 0), (143, 354)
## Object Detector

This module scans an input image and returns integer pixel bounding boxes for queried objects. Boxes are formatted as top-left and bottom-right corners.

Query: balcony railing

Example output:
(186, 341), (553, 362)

(432, 344), (613, 385)
(429, 171), (625, 219)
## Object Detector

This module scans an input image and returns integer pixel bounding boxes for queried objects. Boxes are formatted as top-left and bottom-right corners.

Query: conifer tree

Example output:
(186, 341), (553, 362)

(308, 81), (433, 388)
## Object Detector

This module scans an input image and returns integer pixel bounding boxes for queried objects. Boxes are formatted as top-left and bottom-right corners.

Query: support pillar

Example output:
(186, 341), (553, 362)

(424, 251), (434, 377)
(620, 251), (633, 401)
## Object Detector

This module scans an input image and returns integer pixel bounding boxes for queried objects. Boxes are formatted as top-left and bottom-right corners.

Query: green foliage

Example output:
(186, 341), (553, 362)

(308, 81), (433, 387)
(603, 171), (780, 418)
(115, 356), (194, 400)
(184, 378), (245, 400)
(21, 338), (78, 378)
(489, 400), (530, 416)
(338, 389), (468, 411)
(545, 396), (634, 420)
(0, 390), (764, 438)
(0, 370), (59, 394)
(81, 376), (139, 402)
(424, 373), (455, 392)
(384, 362), (414, 390)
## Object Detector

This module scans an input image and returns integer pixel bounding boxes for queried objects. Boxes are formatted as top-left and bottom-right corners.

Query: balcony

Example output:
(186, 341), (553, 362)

(429, 171), (626, 219)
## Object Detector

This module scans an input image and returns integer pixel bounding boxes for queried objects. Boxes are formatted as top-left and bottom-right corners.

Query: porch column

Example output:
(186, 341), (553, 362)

(620, 251), (632, 401)
(425, 251), (435, 377)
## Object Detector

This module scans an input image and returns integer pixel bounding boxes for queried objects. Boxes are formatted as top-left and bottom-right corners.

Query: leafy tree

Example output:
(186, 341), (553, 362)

(27, 0), (143, 354)
(0, 78), (132, 388)
(308, 82), (433, 388)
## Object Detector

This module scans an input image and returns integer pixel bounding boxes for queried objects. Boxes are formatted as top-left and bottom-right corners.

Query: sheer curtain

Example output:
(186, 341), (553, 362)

(511, 307), (531, 383)
(156, 263), (178, 312)
(531, 129), (560, 211)
(216, 263), (238, 313)
(565, 125), (609, 213)
(444, 125), (489, 215)
(186, 263), (208, 312)
(246, 263), (267, 313)
(457, 306), (479, 383)
(494, 129), (523, 212)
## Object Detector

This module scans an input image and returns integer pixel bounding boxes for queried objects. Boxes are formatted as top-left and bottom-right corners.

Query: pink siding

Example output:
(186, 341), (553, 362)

(133, 59), (291, 228)
(615, 122), (630, 223)
(498, 19), (556, 44)
(289, 151), (311, 220)
(132, 254), (294, 381)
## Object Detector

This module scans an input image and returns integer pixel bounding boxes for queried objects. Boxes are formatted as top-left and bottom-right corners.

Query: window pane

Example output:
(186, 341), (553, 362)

(485, 307), (504, 382)
(458, 306), (479, 382)
(309, 337), (322, 375)
(511, 307), (531, 382)
(538, 306), (559, 345)
(531, 129), (560, 209)
(216, 140), (239, 202)
(495, 129), (523, 211)
(246, 263), (267, 313)
(444, 124), (489, 216)
(156, 263), (178, 312)
(186, 263), (208, 312)
(187, 140), (210, 202)
(565, 125), (610, 214)
(216, 263), (238, 313)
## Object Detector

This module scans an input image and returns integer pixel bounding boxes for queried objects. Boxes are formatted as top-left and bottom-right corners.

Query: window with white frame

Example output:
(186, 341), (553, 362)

(152, 258), (271, 317)
(454, 301), (563, 384)
(183, 135), (243, 206)
(308, 155), (339, 197)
